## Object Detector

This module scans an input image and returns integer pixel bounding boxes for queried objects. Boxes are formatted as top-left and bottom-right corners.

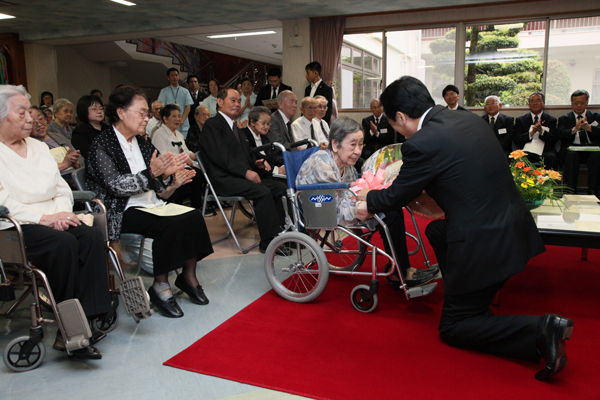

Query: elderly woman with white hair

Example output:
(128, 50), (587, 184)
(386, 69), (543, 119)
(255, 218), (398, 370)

(296, 116), (438, 288)
(48, 98), (75, 140)
(0, 85), (111, 360)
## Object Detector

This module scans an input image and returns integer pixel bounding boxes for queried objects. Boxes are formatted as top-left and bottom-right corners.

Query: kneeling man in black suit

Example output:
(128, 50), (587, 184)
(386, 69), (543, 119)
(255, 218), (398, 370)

(357, 76), (574, 380)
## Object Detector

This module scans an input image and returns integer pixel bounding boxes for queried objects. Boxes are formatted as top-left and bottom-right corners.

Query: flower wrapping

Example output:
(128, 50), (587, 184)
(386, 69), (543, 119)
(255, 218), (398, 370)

(349, 167), (390, 194)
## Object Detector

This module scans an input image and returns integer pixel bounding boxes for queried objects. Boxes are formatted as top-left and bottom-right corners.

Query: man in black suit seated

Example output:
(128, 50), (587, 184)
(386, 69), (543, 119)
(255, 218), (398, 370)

(304, 61), (333, 124)
(266, 90), (298, 151)
(482, 95), (515, 160)
(361, 98), (398, 160)
(254, 67), (292, 113)
(187, 74), (206, 129)
(356, 76), (573, 381)
(514, 92), (559, 170)
(442, 84), (469, 111)
(200, 88), (290, 255)
(557, 89), (600, 195)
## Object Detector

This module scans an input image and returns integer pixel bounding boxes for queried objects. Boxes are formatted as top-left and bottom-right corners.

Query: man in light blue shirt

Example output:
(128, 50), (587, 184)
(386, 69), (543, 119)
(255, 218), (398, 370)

(157, 68), (194, 138)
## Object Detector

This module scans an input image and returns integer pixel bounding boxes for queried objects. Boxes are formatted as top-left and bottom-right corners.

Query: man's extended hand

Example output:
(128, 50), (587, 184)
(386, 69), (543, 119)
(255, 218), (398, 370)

(356, 201), (374, 221)
(245, 170), (261, 184)
(357, 188), (371, 202)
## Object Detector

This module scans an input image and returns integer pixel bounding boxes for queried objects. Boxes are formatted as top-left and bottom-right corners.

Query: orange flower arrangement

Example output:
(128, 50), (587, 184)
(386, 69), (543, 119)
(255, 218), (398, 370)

(509, 150), (568, 206)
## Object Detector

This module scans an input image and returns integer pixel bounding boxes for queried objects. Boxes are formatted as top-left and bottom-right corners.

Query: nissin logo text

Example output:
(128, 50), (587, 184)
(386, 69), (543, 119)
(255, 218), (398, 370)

(308, 194), (333, 203)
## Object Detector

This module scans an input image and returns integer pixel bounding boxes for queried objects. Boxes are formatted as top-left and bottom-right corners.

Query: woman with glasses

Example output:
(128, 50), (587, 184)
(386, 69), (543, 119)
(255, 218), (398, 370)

(242, 106), (285, 176)
(72, 95), (109, 159)
(85, 86), (214, 319)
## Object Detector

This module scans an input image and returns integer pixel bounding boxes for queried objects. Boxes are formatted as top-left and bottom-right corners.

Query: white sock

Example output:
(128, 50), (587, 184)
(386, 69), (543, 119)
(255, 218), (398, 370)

(153, 281), (173, 301)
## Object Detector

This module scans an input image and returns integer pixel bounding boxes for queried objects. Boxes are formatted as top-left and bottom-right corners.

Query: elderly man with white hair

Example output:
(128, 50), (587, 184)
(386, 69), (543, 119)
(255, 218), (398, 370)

(145, 100), (164, 139)
(482, 95), (515, 160)
(291, 96), (328, 149)
(266, 90), (297, 150)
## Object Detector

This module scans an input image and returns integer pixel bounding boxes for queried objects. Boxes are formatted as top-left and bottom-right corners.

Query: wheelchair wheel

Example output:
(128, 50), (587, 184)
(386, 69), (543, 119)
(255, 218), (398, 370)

(237, 200), (254, 220)
(91, 293), (119, 333)
(3, 336), (46, 372)
(264, 232), (329, 303)
(311, 228), (369, 272)
(350, 285), (378, 313)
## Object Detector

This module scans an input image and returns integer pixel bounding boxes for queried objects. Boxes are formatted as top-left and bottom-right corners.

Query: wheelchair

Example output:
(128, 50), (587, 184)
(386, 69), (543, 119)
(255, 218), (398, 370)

(0, 192), (153, 372)
(263, 144), (438, 313)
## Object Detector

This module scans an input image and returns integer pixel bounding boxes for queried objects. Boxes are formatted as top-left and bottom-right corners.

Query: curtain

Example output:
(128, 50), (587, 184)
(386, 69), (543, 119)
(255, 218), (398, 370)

(310, 16), (345, 121)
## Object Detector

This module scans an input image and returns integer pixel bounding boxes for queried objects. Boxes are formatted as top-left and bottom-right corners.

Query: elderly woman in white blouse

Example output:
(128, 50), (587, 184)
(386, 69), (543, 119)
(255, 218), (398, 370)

(86, 86), (214, 319)
(0, 85), (110, 360)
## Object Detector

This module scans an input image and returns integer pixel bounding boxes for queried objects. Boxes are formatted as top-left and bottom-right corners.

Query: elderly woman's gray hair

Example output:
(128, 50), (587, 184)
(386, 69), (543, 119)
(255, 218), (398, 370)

(0, 85), (30, 123)
(52, 98), (73, 115)
(248, 106), (271, 123)
(328, 116), (363, 151)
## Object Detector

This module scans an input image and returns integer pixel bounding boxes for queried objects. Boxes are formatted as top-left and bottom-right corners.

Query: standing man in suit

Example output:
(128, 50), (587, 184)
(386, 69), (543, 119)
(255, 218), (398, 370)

(255, 67), (292, 113)
(361, 98), (398, 160)
(357, 76), (573, 380)
(266, 90), (297, 151)
(442, 85), (469, 111)
(187, 74), (204, 130)
(557, 89), (600, 195)
(305, 61), (333, 124)
(200, 88), (289, 254)
(514, 92), (559, 170)
(482, 95), (515, 160)
(158, 68), (194, 138)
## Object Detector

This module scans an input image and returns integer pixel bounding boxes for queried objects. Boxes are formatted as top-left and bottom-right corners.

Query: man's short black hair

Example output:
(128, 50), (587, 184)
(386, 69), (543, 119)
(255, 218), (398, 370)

(159, 103), (181, 121)
(166, 67), (179, 77)
(528, 92), (545, 102)
(442, 84), (460, 97)
(571, 89), (589, 102)
(305, 61), (322, 75)
(187, 74), (199, 83)
(267, 67), (282, 78)
(380, 76), (435, 121)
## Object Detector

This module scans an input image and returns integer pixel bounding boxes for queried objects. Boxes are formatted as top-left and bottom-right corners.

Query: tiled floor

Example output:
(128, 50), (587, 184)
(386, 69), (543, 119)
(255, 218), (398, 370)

(0, 207), (310, 400)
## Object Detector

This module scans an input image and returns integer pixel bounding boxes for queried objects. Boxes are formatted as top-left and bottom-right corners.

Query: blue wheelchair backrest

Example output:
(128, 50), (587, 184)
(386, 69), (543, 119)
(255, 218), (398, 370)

(283, 146), (320, 189)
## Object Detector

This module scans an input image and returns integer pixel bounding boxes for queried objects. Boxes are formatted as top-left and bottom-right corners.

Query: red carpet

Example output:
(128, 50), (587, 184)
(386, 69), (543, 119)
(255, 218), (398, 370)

(165, 214), (600, 399)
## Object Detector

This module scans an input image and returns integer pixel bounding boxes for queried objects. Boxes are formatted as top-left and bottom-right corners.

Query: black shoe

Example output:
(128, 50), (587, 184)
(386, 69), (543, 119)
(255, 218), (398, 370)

(204, 205), (217, 217)
(535, 314), (574, 380)
(384, 264), (438, 289)
(174, 274), (209, 305)
(259, 240), (293, 256)
(148, 286), (184, 318)
(71, 345), (102, 360)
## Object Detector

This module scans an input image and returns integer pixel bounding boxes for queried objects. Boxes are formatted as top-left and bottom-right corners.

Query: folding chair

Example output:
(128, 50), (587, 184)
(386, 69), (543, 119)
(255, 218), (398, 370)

(195, 151), (260, 254)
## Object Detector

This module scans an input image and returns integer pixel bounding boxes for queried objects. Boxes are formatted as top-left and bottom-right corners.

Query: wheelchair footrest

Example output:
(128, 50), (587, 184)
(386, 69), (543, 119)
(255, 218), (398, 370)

(57, 299), (92, 352)
(406, 282), (437, 299)
(118, 277), (153, 322)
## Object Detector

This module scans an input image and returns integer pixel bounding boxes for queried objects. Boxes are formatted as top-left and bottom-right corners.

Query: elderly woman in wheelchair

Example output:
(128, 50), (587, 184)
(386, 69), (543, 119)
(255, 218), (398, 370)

(0, 85), (110, 361)
(295, 117), (438, 289)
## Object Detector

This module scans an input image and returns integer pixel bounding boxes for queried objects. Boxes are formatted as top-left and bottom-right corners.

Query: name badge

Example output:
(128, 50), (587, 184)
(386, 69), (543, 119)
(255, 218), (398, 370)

(498, 128), (507, 134)
(380, 128), (388, 134)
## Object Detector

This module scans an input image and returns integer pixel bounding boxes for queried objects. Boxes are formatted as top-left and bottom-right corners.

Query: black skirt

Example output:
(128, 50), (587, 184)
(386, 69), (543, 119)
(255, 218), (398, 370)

(121, 208), (213, 276)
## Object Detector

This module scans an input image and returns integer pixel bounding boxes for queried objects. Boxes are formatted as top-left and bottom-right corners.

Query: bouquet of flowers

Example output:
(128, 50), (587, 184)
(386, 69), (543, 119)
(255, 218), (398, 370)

(509, 149), (566, 207)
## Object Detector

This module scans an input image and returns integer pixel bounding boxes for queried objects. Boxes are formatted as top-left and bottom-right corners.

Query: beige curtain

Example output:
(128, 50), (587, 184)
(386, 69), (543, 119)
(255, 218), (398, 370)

(310, 16), (345, 120)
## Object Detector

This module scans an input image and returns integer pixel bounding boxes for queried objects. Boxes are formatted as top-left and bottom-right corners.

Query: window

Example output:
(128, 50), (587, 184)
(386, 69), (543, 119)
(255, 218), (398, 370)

(593, 69), (600, 104)
(336, 33), (383, 109)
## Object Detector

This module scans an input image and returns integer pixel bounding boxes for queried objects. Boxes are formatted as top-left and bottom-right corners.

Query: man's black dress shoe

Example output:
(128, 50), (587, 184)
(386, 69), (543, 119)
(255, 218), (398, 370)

(71, 345), (102, 360)
(148, 286), (184, 318)
(384, 263), (439, 289)
(174, 274), (209, 305)
(535, 313), (573, 380)
(259, 240), (293, 256)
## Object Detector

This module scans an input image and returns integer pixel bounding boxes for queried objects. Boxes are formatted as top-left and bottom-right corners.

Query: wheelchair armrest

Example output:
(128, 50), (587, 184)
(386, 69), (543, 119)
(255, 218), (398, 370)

(0, 205), (9, 217)
(296, 182), (350, 190)
(72, 191), (97, 202)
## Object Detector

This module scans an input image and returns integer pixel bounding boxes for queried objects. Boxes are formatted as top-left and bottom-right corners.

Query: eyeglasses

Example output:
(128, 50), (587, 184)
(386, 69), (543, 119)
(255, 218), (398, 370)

(484, 102), (499, 106)
(304, 105), (317, 110)
(257, 120), (271, 127)
(89, 106), (104, 111)
(529, 99), (543, 103)
(316, 106), (328, 110)
(572, 101), (588, 106)
(126, 108), (150, 119)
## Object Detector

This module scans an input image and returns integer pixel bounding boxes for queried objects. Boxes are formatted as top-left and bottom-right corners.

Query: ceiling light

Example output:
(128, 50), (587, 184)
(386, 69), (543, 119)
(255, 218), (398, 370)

(0, 13), (15, 20)
(111, 0), (136, 6)
(207, 31), (276, 39)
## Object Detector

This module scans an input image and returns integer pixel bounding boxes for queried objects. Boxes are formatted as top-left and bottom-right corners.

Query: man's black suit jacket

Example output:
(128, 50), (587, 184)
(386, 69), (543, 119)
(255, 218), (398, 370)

(255, 83), (292, 112)
(557, 110), (600, 159)
(188, 91), (204, 128)
(446, 105), (470, 112)
(366, 105), (544, 295)
(481, 113), (515, 155)
(199, 113), (256, 180)
(514, 112), (558, 156)
(361, 114), (400, 155)
(305, 81), (333, 124)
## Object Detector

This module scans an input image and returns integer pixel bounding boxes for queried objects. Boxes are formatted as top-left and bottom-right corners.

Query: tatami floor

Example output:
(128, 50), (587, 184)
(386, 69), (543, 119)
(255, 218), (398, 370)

(0, 207), (310, 400)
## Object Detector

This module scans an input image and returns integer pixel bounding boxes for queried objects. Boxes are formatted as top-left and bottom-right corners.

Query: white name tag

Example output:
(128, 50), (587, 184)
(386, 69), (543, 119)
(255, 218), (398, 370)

(380, 128), (388, 134)
(498, 128), (507, 134)
(592, 121), (599, 127)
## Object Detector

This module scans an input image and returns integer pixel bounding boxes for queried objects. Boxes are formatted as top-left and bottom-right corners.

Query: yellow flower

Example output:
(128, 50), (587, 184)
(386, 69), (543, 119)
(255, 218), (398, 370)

(548, 170), (561, 180)
(521, 183), (528, 188)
